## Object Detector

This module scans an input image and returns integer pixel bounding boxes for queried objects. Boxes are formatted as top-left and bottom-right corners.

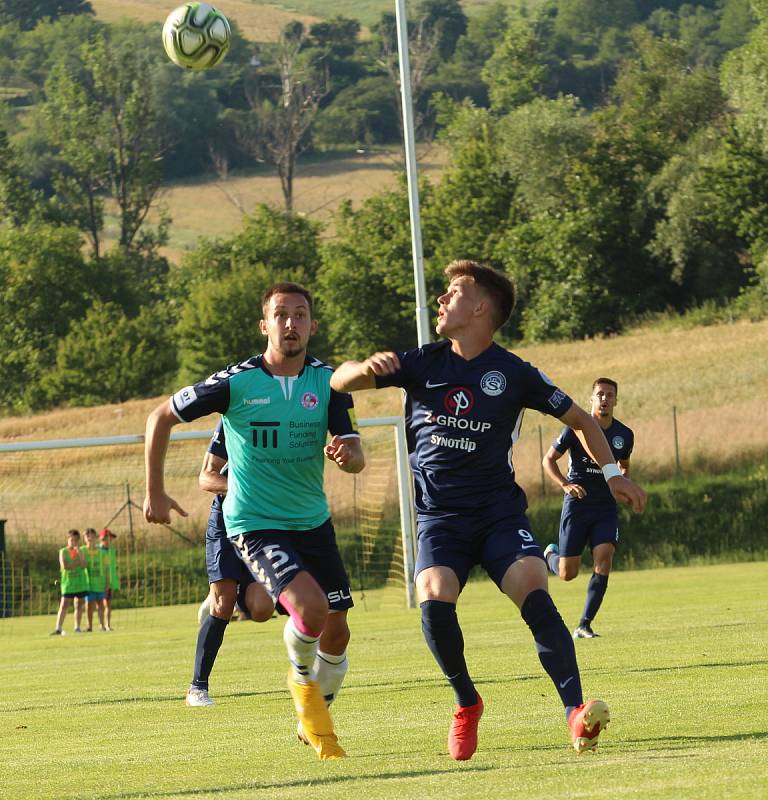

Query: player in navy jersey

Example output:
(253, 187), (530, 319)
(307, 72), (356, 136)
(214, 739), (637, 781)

(331, 260), (646, 759)
(144, 282), (364, 760)
(542, 378), (634, 639)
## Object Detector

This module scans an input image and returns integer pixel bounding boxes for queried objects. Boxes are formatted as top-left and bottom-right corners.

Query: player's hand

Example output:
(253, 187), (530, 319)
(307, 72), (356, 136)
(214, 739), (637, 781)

(607, 476), (647, 513)
(562, 482), (586, 500)
(363, 352), (400, 377)
(325, 435), (353, 466)
(143, 491), (188, 524)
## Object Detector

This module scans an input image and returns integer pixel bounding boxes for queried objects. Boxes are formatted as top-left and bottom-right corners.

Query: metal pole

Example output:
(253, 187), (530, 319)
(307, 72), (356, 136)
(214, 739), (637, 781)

(395, 0), (431, 346)
(672, 406), (680, 474)
(538, 426), (546, 496)
(126, 483), (135, 544)
(393, 417), (417, 608)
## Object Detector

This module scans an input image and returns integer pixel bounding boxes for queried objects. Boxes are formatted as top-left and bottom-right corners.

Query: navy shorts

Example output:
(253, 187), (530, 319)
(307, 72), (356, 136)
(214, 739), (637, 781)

(206, 508), (255, 587)
(415, 504), (544, 589)
(558, 499), (619, 557)
(62, 591), (87, 599)
(233, 518), (353, 612)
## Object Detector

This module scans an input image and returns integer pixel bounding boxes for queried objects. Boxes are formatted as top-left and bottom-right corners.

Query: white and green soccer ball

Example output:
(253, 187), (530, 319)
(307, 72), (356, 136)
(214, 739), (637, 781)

(162, 3), (231, 71)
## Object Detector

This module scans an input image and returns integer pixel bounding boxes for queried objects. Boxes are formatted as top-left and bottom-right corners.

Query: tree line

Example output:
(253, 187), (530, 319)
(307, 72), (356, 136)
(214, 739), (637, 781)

(0, 0), (767, 412)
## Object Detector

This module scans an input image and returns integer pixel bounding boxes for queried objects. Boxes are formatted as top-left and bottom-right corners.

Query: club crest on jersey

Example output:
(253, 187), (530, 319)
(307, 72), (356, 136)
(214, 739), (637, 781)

(444, 387), (474, 416)
(612, 436), (625, 449)
(301, 391), (319, 410)
(480, 371), (506, 396)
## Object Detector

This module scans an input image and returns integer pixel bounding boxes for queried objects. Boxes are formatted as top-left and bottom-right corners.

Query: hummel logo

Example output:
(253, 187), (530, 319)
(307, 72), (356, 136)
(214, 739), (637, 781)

(559, 676), (575, 689)
(425, 380), (449, 388)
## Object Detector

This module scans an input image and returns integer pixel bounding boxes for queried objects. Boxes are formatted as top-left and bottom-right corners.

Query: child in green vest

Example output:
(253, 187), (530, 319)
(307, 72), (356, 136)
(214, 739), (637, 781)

(99, 528), (120, 631)
(51, 529), (88, 635)
(83, 528), (110, 632)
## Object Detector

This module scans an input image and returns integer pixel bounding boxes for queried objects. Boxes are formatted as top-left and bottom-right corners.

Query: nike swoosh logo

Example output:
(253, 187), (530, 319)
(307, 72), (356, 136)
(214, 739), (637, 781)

(559, 676), (575, 689)
(425, 380), (449, 388)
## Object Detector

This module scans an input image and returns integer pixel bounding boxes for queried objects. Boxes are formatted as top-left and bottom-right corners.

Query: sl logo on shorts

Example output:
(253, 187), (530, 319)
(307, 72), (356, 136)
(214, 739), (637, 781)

(301, 392), (319, 410)
(480, 371), (506, 396)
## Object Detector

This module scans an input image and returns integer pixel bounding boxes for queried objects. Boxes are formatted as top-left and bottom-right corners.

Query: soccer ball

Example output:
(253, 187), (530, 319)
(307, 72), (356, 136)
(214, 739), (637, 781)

(162, 3), (231, 71)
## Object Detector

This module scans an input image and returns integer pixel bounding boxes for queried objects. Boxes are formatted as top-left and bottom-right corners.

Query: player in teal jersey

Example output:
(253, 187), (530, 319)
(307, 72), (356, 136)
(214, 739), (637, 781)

(143, 282), (364, 761)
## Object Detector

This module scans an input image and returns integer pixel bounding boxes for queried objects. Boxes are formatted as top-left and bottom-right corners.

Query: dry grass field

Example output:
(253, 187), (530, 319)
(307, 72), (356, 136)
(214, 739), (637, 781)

(103, 147), (449, 263)
(90, 0), (321, 41)
(0, 319), (765, 544)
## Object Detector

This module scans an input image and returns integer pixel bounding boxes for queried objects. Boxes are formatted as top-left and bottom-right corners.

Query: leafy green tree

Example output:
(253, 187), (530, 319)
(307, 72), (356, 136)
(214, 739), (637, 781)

(0, 224), (93, 410)
(43, 301), (177, 406)
(0, 0), (92, 31)
(40, 25), (166, 257)
(316, 180), (441, 361)
(0, 128), (44, 225)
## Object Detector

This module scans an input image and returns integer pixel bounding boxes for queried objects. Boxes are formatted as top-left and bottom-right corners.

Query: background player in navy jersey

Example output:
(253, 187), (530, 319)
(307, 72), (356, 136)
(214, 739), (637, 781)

(188, 421), (354, 718)
(144, 282), (364, 760)
(331, 260), (646, 759)
(542, 378), (634, 639)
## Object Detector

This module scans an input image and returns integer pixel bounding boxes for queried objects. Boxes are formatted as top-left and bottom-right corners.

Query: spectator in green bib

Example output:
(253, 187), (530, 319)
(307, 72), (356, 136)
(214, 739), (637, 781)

(99, 528), (119, 631)
(83, 527), (110, 632)
(51, 529), (88, 635)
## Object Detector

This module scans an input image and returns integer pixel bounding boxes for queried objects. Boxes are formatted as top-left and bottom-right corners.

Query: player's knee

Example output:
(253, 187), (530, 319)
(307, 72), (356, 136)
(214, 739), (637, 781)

(245, 585), (274, 622)
(321, 617), (350, 653)
(559, 565), (579, 581)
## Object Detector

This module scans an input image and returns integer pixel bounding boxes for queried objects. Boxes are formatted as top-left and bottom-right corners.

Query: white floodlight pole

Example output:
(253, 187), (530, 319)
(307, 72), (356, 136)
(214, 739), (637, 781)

(395, 0), (431, 347)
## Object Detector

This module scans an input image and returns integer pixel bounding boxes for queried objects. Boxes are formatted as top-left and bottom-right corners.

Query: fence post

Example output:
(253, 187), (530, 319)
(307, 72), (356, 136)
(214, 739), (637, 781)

(538, 426), (546, 496)
(0, 521), (8, 618)
(672, 405), (681, 474)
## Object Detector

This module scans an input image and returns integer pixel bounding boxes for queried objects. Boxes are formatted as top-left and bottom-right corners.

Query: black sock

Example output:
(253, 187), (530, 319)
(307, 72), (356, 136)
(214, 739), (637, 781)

(580, 573), (609, 627)
(191, 615), (229, 690)
(420, 600), (477, 707)
(521, 589), (583, 711)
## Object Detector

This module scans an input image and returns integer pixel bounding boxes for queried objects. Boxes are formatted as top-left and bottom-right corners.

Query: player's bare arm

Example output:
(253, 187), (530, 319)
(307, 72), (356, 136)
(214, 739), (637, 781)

(330, 352), (401, 393)
(561, 404), (646, 513)
(324, 435), (365, 473)
(199, 452), (228, 495)
(143, 400), (189, 524)
(542, 445), (587, 500)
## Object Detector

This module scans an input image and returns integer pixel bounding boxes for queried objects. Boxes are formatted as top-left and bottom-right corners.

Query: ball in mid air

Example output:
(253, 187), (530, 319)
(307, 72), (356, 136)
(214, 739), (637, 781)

(162, 3), (231, 71)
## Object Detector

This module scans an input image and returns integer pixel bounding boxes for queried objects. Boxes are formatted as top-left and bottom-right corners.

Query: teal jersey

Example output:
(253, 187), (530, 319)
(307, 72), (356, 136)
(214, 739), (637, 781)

(171, 355), (359, 536)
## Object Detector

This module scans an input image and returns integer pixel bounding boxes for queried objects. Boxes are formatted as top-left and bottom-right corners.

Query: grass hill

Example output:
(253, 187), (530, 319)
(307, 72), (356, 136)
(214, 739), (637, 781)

(2, 316), (766, 480)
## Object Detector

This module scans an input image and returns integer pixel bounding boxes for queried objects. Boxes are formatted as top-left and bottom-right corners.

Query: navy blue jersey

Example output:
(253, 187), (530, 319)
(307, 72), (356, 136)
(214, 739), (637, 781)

(206, 420), (228, 518)
(375, 340), (573, 514)
(553, 418), (634, 505)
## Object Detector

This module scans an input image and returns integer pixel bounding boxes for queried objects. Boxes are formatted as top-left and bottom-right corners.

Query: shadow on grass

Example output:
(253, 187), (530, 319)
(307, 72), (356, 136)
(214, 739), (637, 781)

(101, 765), (497, 799)
(627, 730), (768, 747)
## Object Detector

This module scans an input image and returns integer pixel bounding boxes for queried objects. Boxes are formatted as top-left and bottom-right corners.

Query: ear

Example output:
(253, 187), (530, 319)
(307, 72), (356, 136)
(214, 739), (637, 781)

(310, 319), (318, 336)
(259, 318), (268, 336)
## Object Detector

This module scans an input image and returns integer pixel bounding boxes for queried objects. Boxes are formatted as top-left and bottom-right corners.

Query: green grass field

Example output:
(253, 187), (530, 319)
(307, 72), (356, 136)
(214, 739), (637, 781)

(3, 562), (767, 799)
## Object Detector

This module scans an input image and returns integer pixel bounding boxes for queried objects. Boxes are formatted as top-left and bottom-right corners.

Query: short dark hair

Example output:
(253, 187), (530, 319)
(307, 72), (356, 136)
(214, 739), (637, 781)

(444, 260), (515, 331)
(67, 529), (80, 538)
(592, 377), (618, 395)
(84, 527), (97, 536)
(262, 282), (314, 316)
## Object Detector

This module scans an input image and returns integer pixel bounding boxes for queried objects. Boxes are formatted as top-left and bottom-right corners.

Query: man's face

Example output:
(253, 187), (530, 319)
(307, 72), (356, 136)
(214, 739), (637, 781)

(67, 535), (79, 549)
(84, 531), (97, 547)
(260, 292), (316, 358)
(591, 383), (617, 419)
(436, 277), (483, 337)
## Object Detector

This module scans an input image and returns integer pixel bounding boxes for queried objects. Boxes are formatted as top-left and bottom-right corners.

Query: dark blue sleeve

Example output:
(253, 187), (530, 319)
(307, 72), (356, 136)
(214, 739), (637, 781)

(170, 370), (232, 422)
(373, 350), (417, 390)
(207, 419), (228, 460)
(328, 390), (359, 437)
(552, 426), (577, 454)
(622, 429), (634, 460)
(519, 361), (573, 418)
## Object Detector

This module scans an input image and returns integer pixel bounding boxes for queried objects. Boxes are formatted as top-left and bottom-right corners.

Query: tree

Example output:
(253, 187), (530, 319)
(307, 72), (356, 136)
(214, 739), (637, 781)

(234, 23), (328, 211)
(43, 301), (177, 406)
(0, 128), (44, 225)
(0, 224), (93, 410)
(0, 0), (93, 31)
(316, 180), (442, 361)
(40, 26), (167, 256)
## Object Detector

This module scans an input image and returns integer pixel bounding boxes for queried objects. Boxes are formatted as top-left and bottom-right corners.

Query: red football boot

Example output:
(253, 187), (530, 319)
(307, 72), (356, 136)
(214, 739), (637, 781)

(568, 699), (610, 753)
(448, 694), (484, 760)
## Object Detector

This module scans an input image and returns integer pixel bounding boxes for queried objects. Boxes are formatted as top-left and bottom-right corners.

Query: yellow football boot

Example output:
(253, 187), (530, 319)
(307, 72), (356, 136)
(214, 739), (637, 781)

(287, 674), (346, 760)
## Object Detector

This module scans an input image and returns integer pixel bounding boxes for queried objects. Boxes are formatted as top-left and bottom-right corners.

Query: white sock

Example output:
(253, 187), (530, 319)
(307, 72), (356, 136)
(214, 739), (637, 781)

(283, 617), (319, 684)
(314, 650), (348, 705)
